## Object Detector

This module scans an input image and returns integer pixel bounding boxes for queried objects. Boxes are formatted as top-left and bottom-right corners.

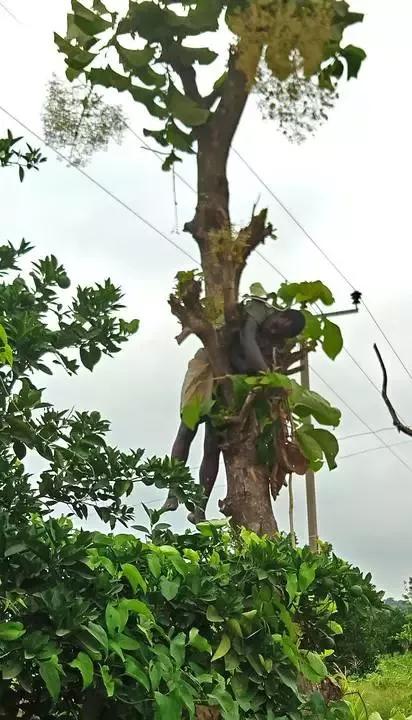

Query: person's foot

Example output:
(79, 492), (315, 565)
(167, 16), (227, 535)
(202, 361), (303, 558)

(161, 494), (179, 512)
(187, 508), (205, 525)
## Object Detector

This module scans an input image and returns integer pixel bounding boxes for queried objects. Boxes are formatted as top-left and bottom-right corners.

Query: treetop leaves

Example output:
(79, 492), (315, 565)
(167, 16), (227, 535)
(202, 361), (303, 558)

(168, 85), (210, 127)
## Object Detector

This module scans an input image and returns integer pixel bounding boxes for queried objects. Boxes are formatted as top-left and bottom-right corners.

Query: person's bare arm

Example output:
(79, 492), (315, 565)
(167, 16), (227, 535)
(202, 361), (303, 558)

(239, 315), (268, 373)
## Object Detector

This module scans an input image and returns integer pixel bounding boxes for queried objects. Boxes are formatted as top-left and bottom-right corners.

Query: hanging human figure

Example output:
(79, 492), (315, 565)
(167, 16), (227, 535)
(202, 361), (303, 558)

(163, 299), (306, 522)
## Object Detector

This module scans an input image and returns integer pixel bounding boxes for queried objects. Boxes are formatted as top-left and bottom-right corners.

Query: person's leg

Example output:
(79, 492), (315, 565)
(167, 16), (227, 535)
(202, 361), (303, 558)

(162, 421), (197, 512)
(188, 420), (220, 524)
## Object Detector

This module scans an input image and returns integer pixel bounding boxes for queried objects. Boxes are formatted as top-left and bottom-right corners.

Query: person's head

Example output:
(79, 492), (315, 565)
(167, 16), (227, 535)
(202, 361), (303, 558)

(262, 308), (305, 339)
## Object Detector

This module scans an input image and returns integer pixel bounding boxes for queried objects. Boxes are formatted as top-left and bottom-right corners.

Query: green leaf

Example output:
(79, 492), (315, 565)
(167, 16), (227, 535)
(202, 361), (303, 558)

(170, 553), (188, 577)
(298, 562), (316, 592)
(308, 428), (339, 470)
(119, 318), (140, 334)
(148, 553), (162, 579)
(168, 85), (210, 127)
(105, 603), (122, 637)
(69, 651), (94, 689)
(328, 620), (343, 635)
(166, 123), (193, 153)
(208, 686), (239, 720)
(0, 622), (26, 641)
(129, 84), (167, 118)
(322, 318), (343, 360)
(160, 576), (180, 601)
(154, 690), (183, 720)
(302, 310), (322, 341)
(81, 622), (108, 655)
(290, 382), (341, 427)
(89, 66), (130, 92)
(188, 627), (212, 654)
(249, 282), (267, 297)
(120, 598), (154, 621)
(206, 605), (224, 623)
(125, 655), (150, 690)
(72, 0), (112, 35)
(100, 664), (115, 697)
(122, 563), (147, 594)
(305, 651), (328, 679)
(181, 395), (203, 430)
(39, 659), (61, 701)
(170, 632), (186, 668)
(80, 344), (101, 371)
(176, 45), (218, 66)
(340, 44), (367, 79)
(212, 633), (231, 661)
(116, 42), (155, 70)
(1, 658), (23, 680)
(296, 428), (323, 469)
(116, 633), (140, 651)
(286, 573), (298, 602)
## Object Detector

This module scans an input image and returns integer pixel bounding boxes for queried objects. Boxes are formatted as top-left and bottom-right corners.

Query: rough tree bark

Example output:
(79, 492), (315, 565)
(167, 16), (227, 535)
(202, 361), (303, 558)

(170, 44), (280, 535)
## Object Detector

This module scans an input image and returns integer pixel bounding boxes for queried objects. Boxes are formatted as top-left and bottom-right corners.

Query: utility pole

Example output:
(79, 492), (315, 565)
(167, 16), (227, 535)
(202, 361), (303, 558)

(301, 290), (362, 552)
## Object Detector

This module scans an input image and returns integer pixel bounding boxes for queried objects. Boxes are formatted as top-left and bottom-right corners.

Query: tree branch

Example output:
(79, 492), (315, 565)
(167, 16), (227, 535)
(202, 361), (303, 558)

(374, 343), (412, 436)
(171, 61), (204, 105)
(169, 277), (228, 376)
(238, 208), (274, 264)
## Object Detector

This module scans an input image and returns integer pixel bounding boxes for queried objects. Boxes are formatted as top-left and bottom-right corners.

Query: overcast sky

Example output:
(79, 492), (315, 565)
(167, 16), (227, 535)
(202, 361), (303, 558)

(1, 0), (412, 597)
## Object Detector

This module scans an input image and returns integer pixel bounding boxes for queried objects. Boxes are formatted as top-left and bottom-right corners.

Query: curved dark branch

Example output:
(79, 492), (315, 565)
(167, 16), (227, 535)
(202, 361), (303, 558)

(374, 343), (412, 436)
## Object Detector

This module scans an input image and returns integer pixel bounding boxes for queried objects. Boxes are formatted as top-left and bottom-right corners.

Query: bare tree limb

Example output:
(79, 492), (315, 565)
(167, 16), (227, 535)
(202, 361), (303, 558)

(374, 343), (412, 436)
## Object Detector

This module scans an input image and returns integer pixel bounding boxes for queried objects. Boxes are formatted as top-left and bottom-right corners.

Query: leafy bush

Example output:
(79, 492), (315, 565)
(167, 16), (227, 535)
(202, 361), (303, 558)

(0, 239), (202, 526)
(0, 516), (364, 719)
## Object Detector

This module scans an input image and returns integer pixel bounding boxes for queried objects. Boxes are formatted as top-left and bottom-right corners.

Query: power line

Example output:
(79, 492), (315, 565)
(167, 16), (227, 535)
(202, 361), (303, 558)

(132, 129), (403, 411)
(339, 427), (395, 441)
(0, 106), (199, 266)
(128, 127), (288, 281)
(339, 439), (412, 461)
(143, 437), (412, 506)
(3, 105), (408, 472)
(312, 369), (412, 474)
(233, 148), (412, 384)
(0, 0), (21, 23)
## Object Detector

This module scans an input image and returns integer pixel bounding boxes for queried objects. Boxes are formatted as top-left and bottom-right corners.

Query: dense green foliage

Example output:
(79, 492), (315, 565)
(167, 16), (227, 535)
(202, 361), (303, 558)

(0, 131), (389, 718)
(53, 0), (366, 166)
(349, 654), (412, 719)
(334, 602), (406, 676)
(0, 515), (379, 719)
(0, 237), (202, 526)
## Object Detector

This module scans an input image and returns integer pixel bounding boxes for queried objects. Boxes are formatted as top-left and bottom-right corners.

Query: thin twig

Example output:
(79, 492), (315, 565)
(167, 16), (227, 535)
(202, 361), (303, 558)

(374, 343), (412, 436)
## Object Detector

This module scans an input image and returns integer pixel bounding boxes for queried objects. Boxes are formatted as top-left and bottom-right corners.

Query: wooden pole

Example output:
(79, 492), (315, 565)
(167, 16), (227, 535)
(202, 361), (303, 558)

(301, 351), (319, 552)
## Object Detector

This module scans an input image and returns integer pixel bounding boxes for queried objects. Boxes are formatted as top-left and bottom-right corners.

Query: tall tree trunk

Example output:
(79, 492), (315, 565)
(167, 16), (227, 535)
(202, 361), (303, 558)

(174, 44), (279, 535)
(221, 435), (278, 535)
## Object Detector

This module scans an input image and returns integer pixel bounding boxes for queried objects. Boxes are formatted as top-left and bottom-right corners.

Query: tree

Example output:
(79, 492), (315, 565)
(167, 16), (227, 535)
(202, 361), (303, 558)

(0, 132), (382, 719)
(0, 132), (201, 529)
(52, 0), (366, 534)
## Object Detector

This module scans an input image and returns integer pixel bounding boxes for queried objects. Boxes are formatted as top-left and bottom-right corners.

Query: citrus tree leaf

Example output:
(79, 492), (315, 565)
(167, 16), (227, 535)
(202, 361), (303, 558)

(189, 627), (212, 654)
(159, 576), (180, 601)
(155, 690), (182, 720)
(122, 563), (147, 594)
(39, 659), (61, 701)
(212, 633), (231, 661)
(125, 655), (150, 690)
(0, 622), (26, 641)
(100, 664), (115, 697)
(69, 651), (94, 689)
(170, 632), (186, 668)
